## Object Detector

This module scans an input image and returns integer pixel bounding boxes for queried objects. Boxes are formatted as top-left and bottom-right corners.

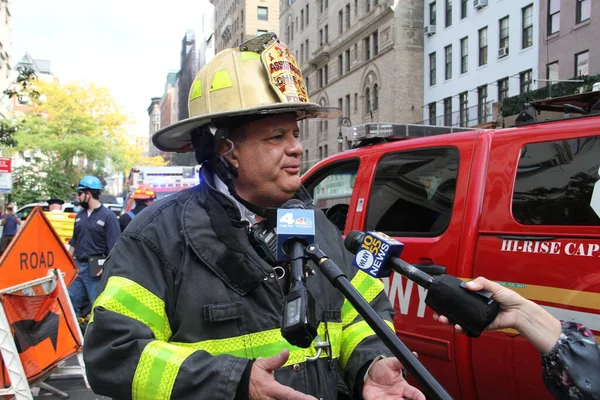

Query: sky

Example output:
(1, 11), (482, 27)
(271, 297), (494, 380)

(13, 0), (212, 136)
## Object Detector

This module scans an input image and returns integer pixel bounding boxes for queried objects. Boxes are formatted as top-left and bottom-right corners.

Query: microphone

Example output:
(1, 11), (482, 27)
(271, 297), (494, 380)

(344, 230), (499, 338)
(275, 199), (318, 348)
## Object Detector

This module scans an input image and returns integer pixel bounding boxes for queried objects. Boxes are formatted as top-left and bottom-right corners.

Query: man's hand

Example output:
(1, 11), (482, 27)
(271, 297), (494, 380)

(249, 349), (317, 400)
(363, 358), (425, 400)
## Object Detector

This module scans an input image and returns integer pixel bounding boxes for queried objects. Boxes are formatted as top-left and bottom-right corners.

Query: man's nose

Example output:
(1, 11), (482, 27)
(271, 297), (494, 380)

(286, 135), (303, 157)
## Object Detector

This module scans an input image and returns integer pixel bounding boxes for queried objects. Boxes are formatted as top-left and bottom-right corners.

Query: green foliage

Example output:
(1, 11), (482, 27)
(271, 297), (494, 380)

(501, 74), (600, 117)
(9, 79), (130, 201)
(3, 67), (40, 103)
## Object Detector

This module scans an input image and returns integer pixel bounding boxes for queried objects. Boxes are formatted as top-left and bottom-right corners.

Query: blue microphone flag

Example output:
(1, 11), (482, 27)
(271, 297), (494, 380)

(351, 231), (404, 278)
(276, 208), (316, 260)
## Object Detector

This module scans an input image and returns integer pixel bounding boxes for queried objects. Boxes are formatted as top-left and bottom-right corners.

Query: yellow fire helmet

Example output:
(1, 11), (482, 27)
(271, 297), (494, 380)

(152, 32), (341, 153)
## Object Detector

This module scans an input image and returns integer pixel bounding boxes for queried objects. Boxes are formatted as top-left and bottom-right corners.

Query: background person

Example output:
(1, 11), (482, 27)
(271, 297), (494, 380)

(118, 184), (156, 232)
(0, 204), (21, 256)
(434, 277), (600, 400)
(68, 175), (120, 318)
(47, 198), (65, 212)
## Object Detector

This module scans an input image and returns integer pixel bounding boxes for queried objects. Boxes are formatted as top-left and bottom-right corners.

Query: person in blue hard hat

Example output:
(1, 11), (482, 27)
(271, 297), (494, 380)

(68, 176), (120, 319)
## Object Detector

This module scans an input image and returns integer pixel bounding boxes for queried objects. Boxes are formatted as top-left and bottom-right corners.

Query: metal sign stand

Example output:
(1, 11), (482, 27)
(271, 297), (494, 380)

(0, 270), (87, 399)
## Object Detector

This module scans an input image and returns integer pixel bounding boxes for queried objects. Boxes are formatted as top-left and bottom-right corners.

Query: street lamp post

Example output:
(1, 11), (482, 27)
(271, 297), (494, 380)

(338, 117), (352, 152)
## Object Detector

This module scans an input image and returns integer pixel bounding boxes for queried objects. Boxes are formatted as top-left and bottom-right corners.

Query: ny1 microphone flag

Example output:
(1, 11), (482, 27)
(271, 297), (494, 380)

(351, 231), (405, 278)
(276, 208), (315, 260)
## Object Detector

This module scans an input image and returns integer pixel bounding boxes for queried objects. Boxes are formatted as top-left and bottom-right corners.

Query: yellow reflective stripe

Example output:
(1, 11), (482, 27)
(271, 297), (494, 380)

(133, 341), (196, 400)
(91, 276), (172, 341)
(210, 69), (234, 92)
(172, 324), (343, 367)
(341, 271), (385, 326)
(189, 79), (202, 100)
(240, 51), (260, 61)
(339, 319), (394, 370)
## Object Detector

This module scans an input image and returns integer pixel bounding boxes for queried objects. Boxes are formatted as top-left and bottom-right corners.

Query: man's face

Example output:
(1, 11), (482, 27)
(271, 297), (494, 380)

(222, 113), (303, 207)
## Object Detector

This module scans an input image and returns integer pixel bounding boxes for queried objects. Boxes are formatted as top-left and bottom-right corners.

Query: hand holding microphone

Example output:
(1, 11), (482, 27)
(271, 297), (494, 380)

(344, 231), (499, 338)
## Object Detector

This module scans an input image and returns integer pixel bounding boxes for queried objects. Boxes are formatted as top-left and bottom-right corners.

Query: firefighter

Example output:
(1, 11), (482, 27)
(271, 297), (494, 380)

(84, 33), (424, 400)
(119, 184), (156, 232)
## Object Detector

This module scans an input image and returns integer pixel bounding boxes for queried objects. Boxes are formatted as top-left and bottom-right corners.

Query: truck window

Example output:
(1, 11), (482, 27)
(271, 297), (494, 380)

(304, 159), (360, 231)
(512, 136), (600, 225)
(366, 147), (459, 236)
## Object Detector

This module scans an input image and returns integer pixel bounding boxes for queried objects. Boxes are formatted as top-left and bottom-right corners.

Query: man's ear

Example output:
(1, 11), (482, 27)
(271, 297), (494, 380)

(217, 138), (240, 169)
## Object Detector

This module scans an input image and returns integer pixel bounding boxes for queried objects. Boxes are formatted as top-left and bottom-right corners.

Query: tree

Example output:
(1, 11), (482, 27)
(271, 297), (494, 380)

(9, 79), (131, 204)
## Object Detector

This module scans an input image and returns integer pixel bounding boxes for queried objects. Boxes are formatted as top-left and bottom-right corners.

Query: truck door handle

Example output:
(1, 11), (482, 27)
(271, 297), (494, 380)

(412, 263), (447, 276)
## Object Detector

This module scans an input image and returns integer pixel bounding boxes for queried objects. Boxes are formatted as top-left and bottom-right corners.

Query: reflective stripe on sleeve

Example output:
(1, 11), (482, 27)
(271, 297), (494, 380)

(133, 341), (196, 400)
(341, 271), (385, 326)
(90, 276), (172, 341)
(339, 319), (395, 370)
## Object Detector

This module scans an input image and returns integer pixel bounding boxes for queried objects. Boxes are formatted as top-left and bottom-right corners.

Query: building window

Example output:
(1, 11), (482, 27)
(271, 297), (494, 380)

(443, 97), (452, 126)
(325, 25), (329, 43)
(498, 77), (509, 102)
(355, 0), (358, 16)
(461, 0), (467, 19)
(346, 3), (351, 28)
(324, 65), (329, 85)
(338, 54), (344, 76)
(429, 102), (437, 125)
(575, 50), (589, 76)
(373, 31), (379, 56)
(319, 29), (324, 46)
(520, 69), (532, 93)
(547, 61), (559, 83)
(366, 0), (371, 13)
(339, 10), (343, 34)
(306, 4), (309, 25)
(300, 44), (304, 63)
(429, 2), (436, 26)
(429, 52), (437, 86)
(301, 9), (304, 29)
(320, 0), (324, 13)
(477, 85), (487, 124)
(576, 0), (591, 23)
(445, 0), (452, 28)
(364, 36), (371, 60)
(478, 27), (488, 66)
(345, 94), (351, 117)
(444, 45), (452, 80)
(373, 84), (379, 111)
(499, 16), (509, 54)
(460, 37), (468, 74)
(319, 146), (323, 160)
(522, 4), (533, 49)
(365, 87), (371, 113)
(257, 6), (268, 21)
(459, 92), (468, 126)
(324, 144), (328, 158)
(305, 39), (309, 60)
(354, 42), (358, 59)
(354, 93), (358, 112)
(345, 49), (351, 71)
(548, 0), (560, 35)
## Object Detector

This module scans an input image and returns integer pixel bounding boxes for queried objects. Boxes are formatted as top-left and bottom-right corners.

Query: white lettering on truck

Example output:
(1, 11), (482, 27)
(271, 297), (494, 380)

(382, 274), (428, 318)
(500, 239), (600, 257)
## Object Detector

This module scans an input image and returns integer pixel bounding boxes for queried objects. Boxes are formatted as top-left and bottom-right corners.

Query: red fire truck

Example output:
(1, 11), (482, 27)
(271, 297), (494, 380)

(301, 93), (600, 399)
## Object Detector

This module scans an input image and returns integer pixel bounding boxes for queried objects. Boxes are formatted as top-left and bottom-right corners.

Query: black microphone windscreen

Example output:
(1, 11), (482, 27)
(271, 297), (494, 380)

(344, 230), (364, 254)
(282, 199), (306, 209)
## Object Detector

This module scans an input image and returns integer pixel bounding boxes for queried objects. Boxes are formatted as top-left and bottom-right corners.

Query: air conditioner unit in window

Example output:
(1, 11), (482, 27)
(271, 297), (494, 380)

(498, 47), (509, 58)
(474, 0), (488, 10)
(424, 25), (436, 36)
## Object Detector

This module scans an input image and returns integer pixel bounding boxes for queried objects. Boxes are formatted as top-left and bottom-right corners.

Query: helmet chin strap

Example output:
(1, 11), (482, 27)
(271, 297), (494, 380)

(208, 124), (271, 218)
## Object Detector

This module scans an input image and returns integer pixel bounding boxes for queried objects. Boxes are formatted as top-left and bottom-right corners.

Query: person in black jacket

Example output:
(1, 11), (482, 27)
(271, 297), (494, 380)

(84, 33), (425, 400)
(118, 184), (156, 232)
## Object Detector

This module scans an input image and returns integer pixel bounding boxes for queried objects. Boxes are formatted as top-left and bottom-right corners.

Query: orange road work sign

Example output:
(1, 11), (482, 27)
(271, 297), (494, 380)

(0, 278), (82, 385)
(0, 206), (78, 289)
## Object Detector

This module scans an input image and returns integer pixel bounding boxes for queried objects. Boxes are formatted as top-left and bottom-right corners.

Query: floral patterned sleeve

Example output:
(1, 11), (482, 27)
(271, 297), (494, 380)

(541, 321), (600, 400)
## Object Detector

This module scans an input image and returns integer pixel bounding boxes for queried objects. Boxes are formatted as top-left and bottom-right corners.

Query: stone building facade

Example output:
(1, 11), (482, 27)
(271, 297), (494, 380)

(280, 0), (424, 170)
